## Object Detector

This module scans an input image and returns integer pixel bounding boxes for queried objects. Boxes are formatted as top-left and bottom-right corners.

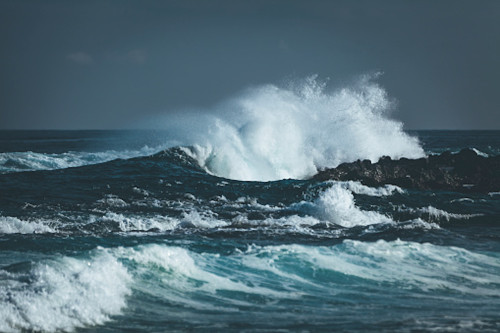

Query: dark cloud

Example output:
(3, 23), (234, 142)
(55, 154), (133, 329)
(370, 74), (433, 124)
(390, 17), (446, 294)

(0, 0), (499, 129)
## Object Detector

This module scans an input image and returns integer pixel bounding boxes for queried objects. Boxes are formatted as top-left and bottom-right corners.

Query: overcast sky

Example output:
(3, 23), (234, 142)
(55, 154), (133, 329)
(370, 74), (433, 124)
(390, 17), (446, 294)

(1, 0), (499, 129)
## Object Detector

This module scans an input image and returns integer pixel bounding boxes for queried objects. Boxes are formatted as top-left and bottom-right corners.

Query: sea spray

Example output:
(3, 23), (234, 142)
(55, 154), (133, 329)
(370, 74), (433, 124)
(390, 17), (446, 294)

(291, 183), (394, 227)
(170, 75), (424, 181)
(2, 76), (424, 180)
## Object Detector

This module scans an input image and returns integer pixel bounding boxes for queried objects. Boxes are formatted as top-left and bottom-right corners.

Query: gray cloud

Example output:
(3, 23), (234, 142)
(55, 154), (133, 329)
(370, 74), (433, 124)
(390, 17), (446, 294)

(126, 49), (147, 64)
(67, 52), (93, 65)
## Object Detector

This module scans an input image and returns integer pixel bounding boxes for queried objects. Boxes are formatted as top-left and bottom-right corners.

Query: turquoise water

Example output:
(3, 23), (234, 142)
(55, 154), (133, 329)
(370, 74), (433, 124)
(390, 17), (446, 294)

(0, 130), (499, 332)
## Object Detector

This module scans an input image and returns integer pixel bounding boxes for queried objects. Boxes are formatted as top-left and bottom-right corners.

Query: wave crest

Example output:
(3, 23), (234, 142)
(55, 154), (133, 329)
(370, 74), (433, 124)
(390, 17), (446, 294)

(173, 75), (424, 181)
(0, 250), (131, 332)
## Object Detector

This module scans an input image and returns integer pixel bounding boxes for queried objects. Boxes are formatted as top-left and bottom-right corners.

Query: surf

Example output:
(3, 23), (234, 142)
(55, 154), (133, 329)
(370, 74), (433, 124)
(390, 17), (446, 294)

(2, 75), (425, 182)
(158, 74), (424, 181)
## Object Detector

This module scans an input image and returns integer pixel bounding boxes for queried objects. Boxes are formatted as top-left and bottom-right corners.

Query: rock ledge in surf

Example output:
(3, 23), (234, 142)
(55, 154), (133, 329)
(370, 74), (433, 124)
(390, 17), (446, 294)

(313, 149), (500, 193)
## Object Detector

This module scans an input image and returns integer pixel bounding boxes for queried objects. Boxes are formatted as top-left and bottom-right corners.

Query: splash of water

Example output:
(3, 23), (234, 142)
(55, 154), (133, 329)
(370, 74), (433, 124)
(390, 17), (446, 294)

(166, 75), (424, 181)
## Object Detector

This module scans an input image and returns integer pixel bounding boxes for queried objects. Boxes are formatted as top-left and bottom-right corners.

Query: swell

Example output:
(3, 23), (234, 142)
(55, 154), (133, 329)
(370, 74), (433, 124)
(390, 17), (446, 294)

(2, 175), (496, 239)
(4, 143), (498, 194)
(2, 241), (499, 331)
(0, 145), (163, 174)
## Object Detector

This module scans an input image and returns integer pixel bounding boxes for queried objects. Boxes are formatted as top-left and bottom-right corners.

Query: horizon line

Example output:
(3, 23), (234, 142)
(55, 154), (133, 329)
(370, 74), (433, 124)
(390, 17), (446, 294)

(0, 128), (499, 131)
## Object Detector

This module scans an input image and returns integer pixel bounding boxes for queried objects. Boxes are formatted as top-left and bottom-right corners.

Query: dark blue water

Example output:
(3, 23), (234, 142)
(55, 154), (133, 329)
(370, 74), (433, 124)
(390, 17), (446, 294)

(0, 130), (499, 332)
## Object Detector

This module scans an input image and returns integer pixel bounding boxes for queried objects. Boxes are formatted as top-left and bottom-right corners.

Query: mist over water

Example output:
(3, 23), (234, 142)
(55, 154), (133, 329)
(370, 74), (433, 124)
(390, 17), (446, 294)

(161, 75), (424, 181)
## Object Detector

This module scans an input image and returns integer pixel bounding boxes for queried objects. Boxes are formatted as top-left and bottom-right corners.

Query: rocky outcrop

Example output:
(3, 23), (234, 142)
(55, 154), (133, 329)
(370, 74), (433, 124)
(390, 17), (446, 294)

(313, 149), (500, 193)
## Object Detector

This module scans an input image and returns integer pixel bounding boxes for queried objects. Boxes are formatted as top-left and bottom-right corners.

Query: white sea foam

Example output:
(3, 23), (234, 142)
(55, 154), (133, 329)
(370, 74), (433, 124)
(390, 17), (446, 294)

(243, 240), (500, 295)
(4, 239), (495, 332)
(236, 214), (322, 228)
(132, 186), (150, 197)
(180, 210), (229, 228)
(336, 181), (404, 196)
(421, 206), (483, 221)
(118, 244), (295, 310)
(95, 210), (228, 233)
(471, 148), (489, 157)
(450, 197), (475, 203)
(0, 250), (131, 332)
(293, 183), (393, 227)
(359, 218), (441, 235)
(127, 241), (500, 304)
(0, 216), (56, 234)
(329, 240), (500, 293)
(0, 145), (161, 174)
(231, 196), (281, 211)
(404, 206), (483, 221)
(394, 218), (440, 230)
(98, 212), (179, 232)
(165, 75), (424, 181)
(97, 194), (129, 208)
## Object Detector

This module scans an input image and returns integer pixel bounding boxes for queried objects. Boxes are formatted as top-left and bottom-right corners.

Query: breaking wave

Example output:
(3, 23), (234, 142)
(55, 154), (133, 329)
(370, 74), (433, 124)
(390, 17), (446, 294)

(2, 75), (424, 182)
(0, 146), (161, 174)
(291, 183), (394, 227)
(0, 250), (131, 332)
(174, 75), (424, 181)
(0, 216), (56, 234)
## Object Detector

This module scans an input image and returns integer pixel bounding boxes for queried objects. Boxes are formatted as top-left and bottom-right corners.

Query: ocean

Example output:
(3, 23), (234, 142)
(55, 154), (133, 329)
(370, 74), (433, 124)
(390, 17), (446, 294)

(0, 80), (499, 332)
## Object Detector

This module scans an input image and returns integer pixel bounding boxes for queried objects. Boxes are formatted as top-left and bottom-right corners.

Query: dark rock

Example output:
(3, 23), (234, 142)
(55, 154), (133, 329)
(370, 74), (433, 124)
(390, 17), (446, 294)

(312, 149), (500, 193)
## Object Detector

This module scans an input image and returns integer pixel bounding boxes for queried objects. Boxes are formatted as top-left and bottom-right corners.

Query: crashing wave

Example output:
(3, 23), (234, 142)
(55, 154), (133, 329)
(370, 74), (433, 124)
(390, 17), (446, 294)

(159, 75), (424, 181)
(0, 250), (131, 332)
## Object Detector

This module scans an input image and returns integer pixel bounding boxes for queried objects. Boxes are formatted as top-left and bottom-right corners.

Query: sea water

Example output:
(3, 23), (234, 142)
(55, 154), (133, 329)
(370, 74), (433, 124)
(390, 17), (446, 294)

(0, 77), (499, 332)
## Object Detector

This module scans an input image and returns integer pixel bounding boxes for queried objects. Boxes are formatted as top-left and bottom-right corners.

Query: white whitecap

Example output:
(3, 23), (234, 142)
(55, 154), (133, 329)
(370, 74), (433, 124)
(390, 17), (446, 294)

(472, 148), (489, 157)
(242, 240), (500, 295)
(335, 180), (404, 196)
(293, 183), (393, 227)
(402, 206), (483, 221)
(116, 244), (295, 311)
(0, 216), (56, 234)
(98, 212), (180, 232)
(0, 145), (162, 174)
(0, 250), (131, 332)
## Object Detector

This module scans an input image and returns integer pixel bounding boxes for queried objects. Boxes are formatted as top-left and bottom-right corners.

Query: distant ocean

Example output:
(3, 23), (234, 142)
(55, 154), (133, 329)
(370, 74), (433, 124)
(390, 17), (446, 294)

(1, 79), (499, 332)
